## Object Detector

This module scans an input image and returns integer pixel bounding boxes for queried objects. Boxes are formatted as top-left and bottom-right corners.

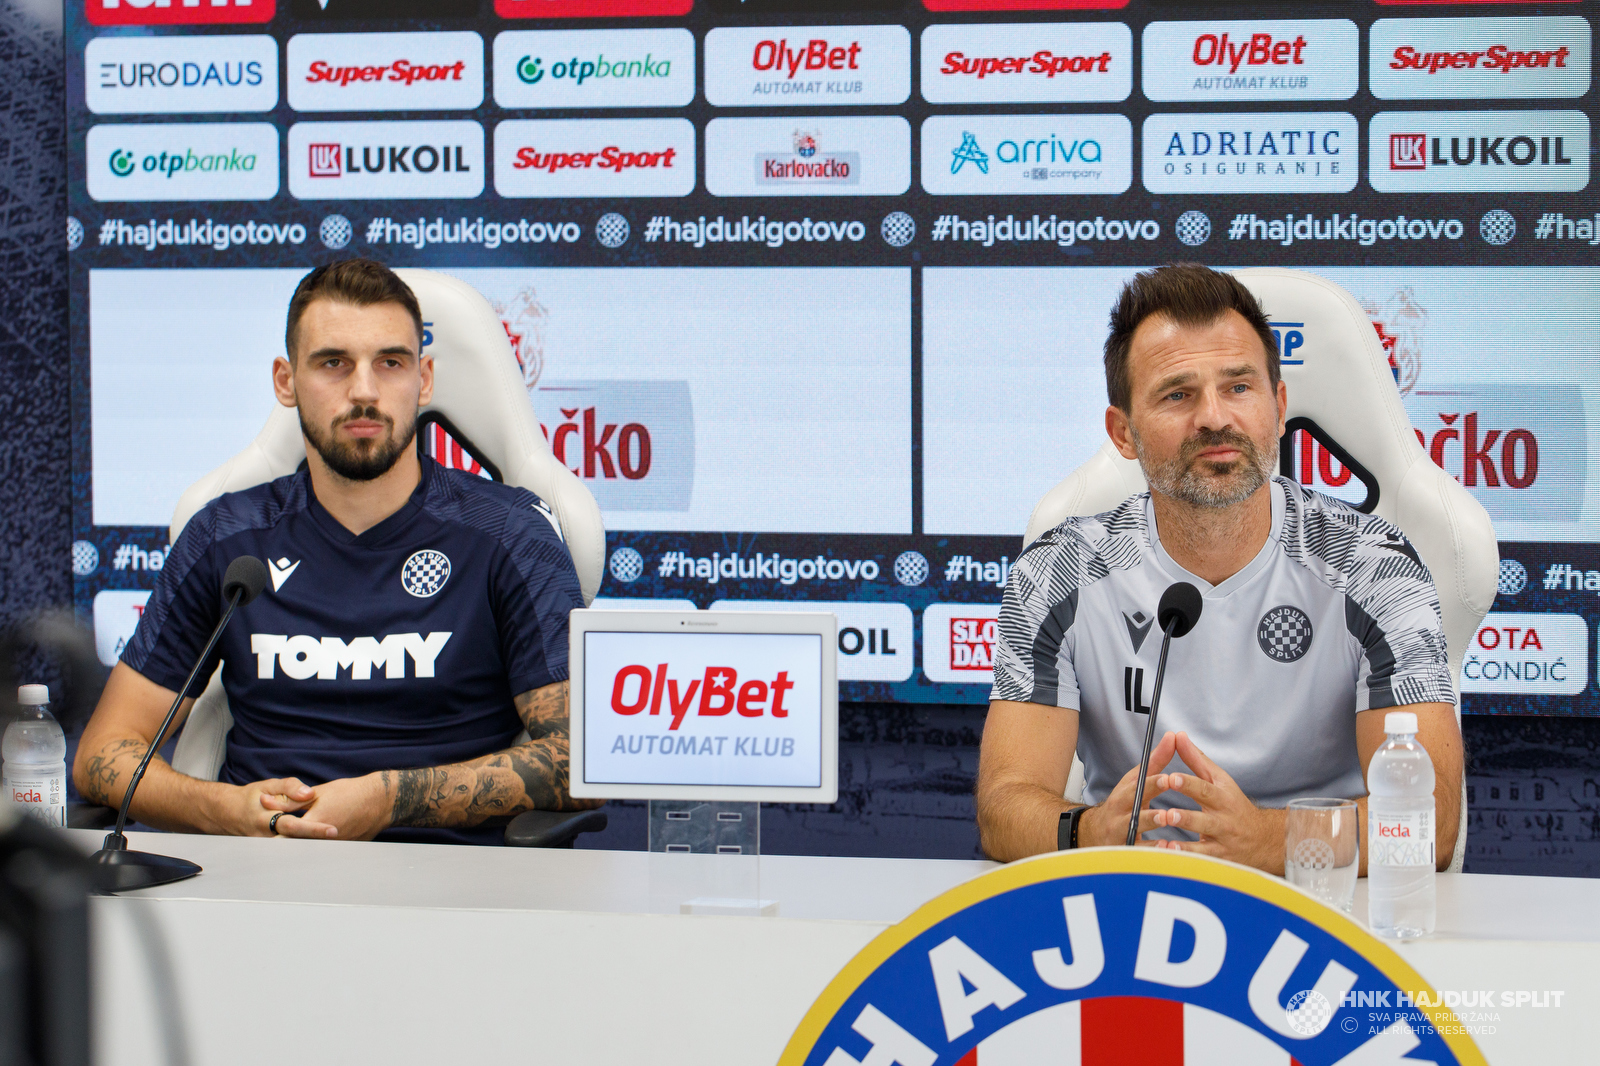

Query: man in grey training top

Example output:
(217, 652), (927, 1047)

(975, 263), (1462, 874)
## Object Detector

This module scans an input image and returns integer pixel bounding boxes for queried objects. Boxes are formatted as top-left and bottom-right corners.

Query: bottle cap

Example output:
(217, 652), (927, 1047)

(17, 685), (48, 706)
(1384, 710), (1418, 735)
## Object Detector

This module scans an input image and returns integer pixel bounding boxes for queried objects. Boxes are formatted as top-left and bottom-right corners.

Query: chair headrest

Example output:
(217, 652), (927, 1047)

(168, 269), (606, 605)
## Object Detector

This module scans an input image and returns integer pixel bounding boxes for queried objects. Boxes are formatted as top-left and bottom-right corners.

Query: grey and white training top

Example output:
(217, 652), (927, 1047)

(991, 476), (1453, 816)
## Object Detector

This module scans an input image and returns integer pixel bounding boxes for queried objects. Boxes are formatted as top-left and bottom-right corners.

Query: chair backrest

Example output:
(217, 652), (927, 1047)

(1025, 268), (1497, 871)
(168, 269), (602, 781)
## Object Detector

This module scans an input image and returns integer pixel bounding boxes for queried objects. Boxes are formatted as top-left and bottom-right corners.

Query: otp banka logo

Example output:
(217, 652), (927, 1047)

(494, 30), (695, 109)
(921, 115), (1132, 195)
(88, 0), (275, 27)
(1370, 110), (1589, 193)
(1142, 112), (1358, 194)
(88, 122), (279, 201)
(288, 120), (484, 199)
(250, 633), (452, 680)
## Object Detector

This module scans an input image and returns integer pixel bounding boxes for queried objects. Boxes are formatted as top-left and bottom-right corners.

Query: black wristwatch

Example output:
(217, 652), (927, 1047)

(1058, 806), (1090, 851)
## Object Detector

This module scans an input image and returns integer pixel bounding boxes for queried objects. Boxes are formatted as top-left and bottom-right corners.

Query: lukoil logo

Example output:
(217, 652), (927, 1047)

(1142, 112), (1357, 194)
(288, 32), (484, 112)
(86, 35), (278, 115)
(88, 0), (275, 27)
(87, 122), (279, 202)
(250, 632), (452, 680)
(922, 115), (1132, 195)
(1143, 19), (1358, 101)
(1369, 111), (1589, 192)
(494, 29), (694, 109)
(495, 119), (694, 198)
(706, 116), (911, 198)
(289, 121), (484, 200)
(1370, 16), (1591, 100)
(920, 22), (1132, 104)
(704, 25), (910, 107)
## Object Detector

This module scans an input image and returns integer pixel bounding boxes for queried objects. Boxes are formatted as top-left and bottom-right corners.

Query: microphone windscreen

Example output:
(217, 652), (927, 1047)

(1158, 581), (1203, 639)
(221, 556), (270, 607)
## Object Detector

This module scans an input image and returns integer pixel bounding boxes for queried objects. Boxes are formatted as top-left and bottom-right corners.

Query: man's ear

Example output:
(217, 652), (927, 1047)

(1276, 377), (1288, 437)
(272, 355), (298, 409)
(417, 352), (435, 407)
(1106, 404), (1138, 461)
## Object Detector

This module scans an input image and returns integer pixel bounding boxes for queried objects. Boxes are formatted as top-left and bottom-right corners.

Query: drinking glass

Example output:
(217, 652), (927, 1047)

(1285, 798), (1358, 913)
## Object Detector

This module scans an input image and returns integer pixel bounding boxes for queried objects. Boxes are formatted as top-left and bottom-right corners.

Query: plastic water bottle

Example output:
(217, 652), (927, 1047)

(1367, 710), (1435, 939)
(3, 685), (67, 829)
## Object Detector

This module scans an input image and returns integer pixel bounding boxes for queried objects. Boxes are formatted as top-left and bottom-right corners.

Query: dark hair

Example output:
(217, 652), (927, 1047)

(1103, 263), (1278, 412)
(284, 259), (424, 361)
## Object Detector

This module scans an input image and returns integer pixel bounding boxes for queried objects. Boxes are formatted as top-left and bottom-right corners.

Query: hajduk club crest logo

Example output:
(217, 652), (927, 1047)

(779, 850), (1483, 1066)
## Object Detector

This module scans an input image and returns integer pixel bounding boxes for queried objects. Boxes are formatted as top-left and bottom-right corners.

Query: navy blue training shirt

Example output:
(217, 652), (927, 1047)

(123, 457), (584, 846)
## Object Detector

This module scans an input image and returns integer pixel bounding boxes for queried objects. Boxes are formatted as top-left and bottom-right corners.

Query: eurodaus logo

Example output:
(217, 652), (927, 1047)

(609, 662), (798, 731)
(88, 0), (275, 26)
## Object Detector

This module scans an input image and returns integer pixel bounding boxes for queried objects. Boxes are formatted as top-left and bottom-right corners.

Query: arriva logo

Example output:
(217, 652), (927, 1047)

(250, 632), (452, 680)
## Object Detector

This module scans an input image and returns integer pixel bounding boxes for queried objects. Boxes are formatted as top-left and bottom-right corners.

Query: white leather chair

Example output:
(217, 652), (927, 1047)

(162, 270), (605, 845)
(1026, 268), (1497, 873)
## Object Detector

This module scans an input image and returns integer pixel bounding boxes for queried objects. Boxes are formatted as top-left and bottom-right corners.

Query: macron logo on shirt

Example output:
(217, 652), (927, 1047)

(250, 632), (452, 680)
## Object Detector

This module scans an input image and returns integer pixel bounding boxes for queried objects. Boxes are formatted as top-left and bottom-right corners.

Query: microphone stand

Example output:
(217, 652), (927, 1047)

(92, 587), (246, 891)
(1126, 614), (1179, 847)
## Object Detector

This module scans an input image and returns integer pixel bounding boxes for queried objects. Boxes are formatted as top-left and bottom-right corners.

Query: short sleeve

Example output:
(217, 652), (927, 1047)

(120, 508), (225, 698)
(1342, 525), (1455, 712)
(489, 497), (585, 696)
(991, 534), (1086, 710)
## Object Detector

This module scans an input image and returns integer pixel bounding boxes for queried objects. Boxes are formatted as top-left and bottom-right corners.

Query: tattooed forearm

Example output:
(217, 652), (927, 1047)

(79, 737), (150, 807)
(383, 681), (597, 829)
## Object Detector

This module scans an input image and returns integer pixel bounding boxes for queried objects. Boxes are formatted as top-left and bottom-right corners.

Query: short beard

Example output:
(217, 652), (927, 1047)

(1134, 425), (1277, 509)
(301, 403), (416, 482)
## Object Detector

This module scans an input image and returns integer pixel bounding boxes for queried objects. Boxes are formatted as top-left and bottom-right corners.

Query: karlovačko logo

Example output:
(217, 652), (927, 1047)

(1368, 110), (1589, 192)
(758, 128), (860, 186)
(779, 850), (1484, 1066)
(1369, 16), (1591, 100)
(87, 0), (274, 27)
(1142, 19), (1359, 102)
(493, 29), (695, 109)
(705, 116), (911, 198)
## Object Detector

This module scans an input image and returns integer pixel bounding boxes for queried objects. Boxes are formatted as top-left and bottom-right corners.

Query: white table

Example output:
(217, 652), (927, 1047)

(74, 830), (1599, 1066)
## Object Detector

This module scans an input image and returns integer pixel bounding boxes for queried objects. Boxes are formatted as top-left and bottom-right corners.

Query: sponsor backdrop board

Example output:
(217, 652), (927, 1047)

(67, 2), (1600, 714)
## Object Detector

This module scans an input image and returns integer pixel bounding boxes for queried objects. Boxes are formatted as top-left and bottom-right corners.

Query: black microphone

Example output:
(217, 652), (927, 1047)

(93, 556), (270, 892)
(1126, 582), (1204, 847)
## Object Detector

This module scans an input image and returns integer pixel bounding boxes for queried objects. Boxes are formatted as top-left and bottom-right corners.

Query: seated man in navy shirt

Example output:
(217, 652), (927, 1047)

(74, 259), (596, 845)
